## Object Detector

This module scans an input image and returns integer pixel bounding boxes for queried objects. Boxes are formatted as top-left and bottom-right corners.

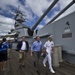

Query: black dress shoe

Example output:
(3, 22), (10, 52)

(36, 70), (40, 75)
(34, 62), (36, 67)
(19, 65), (22, 69)
(22, 65), (25, 68)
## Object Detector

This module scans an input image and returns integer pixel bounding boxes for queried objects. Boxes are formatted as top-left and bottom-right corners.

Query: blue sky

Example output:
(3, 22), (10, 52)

(0, 0), (75, 35)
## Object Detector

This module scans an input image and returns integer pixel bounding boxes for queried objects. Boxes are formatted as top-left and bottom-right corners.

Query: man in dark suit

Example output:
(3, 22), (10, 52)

(17, 36), (29, 68)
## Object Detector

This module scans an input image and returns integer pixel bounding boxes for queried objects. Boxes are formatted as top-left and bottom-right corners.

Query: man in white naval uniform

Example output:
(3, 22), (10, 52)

(43, 35), (55, 73)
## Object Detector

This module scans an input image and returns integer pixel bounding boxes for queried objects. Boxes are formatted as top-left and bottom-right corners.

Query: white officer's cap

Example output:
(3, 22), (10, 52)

(48, 35), (53, 38)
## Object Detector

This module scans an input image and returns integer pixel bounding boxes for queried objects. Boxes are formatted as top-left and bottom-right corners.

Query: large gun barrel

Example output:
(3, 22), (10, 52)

(31, 0), (59, 30)
(47, 0), (75, 25)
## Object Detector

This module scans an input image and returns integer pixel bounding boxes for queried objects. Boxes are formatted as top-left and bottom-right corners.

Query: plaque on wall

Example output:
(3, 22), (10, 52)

(62, 21), (72, 38)
(62, 33), (72, 38)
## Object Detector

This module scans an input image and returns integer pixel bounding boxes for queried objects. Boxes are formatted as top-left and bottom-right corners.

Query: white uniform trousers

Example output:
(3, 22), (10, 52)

(43, 53), (53, 70)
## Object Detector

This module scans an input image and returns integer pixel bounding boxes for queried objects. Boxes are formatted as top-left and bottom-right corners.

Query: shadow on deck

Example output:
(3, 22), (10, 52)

(0, 49), (75, 75)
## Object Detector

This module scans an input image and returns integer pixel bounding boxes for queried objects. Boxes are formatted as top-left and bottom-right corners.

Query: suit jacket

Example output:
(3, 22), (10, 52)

(17, 41), (29, 52)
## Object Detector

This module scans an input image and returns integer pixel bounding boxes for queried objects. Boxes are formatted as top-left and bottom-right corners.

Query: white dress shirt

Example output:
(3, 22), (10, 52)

(21, 41), (26, 50)
(44, 40), (54, 54)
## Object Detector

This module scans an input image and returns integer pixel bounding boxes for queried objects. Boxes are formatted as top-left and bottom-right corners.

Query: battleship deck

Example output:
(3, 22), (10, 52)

(0, 49), (75, 75)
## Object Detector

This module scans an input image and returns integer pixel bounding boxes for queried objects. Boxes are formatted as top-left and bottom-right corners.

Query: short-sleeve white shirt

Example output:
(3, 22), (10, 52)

(44, 40), (54, 54)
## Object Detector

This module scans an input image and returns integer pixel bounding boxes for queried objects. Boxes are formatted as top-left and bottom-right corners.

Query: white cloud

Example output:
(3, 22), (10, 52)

(0, 15), (15, 24)
(28, 0), (67, 24)
(0, 0), (75, 32)
(0, 15), (15, 35)
(25, 0), (52, 17)
(0, 32), (8, 36)
(45, 0), (75, 24)
(0, 0), (43, 22)
(44, 16), (51, 24)
(56, 0), (75, 21)
(37, 24), (44, 29)
(0, 0), (19, 10)
(59, 0), (72, 9)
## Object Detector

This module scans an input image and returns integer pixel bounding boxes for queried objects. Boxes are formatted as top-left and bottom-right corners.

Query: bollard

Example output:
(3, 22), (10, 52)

(58, 46), (63, 62)
(52, 46), (60, 67)
(52, 45), (63, 67)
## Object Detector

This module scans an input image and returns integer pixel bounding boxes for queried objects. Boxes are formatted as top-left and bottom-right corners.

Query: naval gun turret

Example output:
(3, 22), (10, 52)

(10, 0), (75, 38)
(12, 0), (59, 38)
(27, 0), (59, 36)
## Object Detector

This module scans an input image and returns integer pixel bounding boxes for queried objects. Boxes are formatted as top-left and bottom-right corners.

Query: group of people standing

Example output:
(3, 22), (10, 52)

(17, 35), (55, 74)
(0, 38), (12, 71)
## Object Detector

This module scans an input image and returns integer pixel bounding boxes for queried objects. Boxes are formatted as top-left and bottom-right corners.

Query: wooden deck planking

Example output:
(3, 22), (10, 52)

(0, 49), (75, 75)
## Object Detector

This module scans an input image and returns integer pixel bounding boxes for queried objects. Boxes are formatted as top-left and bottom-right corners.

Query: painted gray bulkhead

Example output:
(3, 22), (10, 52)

(18, 28), (28, 39)
(53, 12), (75, 52)
(17, 28), (33, 47)
(37, 11), (75, 64)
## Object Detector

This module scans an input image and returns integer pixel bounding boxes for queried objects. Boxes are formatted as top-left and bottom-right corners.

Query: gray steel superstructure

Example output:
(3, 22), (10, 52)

(36, 11), (75, 64)
(13, 0), (75, 64)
